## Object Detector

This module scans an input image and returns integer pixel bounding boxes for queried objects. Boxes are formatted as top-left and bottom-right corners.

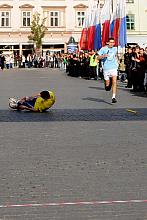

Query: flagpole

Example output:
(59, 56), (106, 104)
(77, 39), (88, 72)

(112, 0), (114, 13)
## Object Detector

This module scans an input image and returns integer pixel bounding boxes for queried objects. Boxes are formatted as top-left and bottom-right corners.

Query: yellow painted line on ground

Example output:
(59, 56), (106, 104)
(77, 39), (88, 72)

(126, 109), (138, 114)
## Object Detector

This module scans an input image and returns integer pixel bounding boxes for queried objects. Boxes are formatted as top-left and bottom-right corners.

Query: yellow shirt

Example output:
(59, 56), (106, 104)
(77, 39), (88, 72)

(90, 55), (97, 67)
(34, 91), (55, 112)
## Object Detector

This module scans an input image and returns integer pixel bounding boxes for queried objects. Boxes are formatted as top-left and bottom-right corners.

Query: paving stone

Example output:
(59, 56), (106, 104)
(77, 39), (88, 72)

(0, 68), (147, 219)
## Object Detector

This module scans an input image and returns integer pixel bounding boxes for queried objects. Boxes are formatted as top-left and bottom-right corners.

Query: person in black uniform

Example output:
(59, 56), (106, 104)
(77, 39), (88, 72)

(72, 54), (80, 77)
(0, 54), (5, 71)
(68, 54), (74, 76)
(124, 47), (133, 88)
(82, 53), (90, 79)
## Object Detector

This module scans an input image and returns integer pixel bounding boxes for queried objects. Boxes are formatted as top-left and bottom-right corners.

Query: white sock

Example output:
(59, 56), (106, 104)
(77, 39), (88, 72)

(112, 94), (116, 99)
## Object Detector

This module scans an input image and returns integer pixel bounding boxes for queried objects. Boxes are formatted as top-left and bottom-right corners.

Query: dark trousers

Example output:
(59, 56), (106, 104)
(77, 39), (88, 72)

(82, 65), (90, 79)
(138, 70), (145, 91)
(132, 68), (145, 92)
(126, 68), (132, 87)
(132, 69), (139, 91)
(89, 66), (97, 79)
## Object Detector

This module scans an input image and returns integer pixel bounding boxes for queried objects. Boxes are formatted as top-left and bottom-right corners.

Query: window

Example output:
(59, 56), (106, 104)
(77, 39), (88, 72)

(22, 11), (31, 27)
(50, 11), (59, 27)
(77, 11), (85, 27)
(126, 0), (134, 3)
(126, 14), (135, 30)
(1, 11), (10, 27)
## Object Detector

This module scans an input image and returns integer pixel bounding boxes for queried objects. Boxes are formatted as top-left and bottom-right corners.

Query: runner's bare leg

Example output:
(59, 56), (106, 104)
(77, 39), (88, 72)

(112, 76), (117, 98)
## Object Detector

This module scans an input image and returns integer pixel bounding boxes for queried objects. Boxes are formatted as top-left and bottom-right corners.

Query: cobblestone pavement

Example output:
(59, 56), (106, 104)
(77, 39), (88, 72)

(0, 68), (147, 220)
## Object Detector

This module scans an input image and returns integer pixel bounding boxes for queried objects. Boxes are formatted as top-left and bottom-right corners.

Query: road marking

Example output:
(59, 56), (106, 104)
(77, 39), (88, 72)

(0, 199), (147, 209)
(127, 109), (137, 114)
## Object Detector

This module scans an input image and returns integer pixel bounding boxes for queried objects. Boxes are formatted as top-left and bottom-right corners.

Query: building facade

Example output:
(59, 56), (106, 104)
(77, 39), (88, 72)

(126, 0), (147, 47)
(0, 0), (147, 56)
(0, 0), (99, 56)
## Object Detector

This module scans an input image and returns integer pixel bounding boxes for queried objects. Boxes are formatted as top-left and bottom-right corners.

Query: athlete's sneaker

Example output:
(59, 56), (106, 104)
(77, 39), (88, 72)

(9, 102), (18, 109)
(9, 98), (18, 109)
(9, 98), (17, 103)
(112, 98), (117, 103)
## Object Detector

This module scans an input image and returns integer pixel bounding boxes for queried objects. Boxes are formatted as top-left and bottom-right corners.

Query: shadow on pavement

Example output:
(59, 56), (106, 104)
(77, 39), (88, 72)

(88, 86), (104, 91)
(0, 108), (147, 122)
(89, 85), (130, 93)
(131, 92), (147, 98)
(82, 97), (113, 106)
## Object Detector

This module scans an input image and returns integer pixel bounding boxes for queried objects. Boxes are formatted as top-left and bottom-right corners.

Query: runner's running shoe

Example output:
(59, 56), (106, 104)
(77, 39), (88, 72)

(112, 98), (117, 103)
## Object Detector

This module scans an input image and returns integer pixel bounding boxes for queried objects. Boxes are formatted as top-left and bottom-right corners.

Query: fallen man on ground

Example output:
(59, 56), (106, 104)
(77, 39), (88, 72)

(9, 90), (55, 112)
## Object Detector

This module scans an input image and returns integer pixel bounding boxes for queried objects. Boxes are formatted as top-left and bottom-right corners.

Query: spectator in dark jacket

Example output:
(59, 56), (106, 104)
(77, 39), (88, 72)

(0, 54), (5, 70)
(124, 47), (133, 88)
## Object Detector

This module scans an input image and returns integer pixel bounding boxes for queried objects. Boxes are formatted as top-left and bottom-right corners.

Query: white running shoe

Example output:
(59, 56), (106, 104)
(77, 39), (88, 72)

(9, 97), (17, 103)
(9, 102), (18, 109)
(9, 98), (18, 109)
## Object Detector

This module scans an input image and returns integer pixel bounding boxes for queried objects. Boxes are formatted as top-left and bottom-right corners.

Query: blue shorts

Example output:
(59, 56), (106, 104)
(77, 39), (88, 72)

(18, 98), (37, 108)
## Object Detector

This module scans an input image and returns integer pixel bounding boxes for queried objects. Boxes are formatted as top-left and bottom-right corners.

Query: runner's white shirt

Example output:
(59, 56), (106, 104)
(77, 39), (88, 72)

(98, 46), (118, 71)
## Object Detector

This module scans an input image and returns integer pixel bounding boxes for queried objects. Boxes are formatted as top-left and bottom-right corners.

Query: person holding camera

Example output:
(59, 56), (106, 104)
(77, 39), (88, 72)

(124, 47), (133, 88)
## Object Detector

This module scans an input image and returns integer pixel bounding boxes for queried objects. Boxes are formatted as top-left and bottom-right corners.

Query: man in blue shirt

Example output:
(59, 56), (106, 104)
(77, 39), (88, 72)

(98, 38), (118, 103)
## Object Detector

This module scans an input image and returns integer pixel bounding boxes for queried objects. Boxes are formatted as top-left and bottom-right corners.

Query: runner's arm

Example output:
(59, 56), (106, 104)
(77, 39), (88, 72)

(98, 54), (108, 59)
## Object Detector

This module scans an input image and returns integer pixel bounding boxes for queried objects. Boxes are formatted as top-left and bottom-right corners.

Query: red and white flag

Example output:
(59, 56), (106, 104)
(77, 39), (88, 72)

(87, 9), (97, 51)
(111, 0), (120, 46)
(80, 12), (90, 50)
(110, 0), (127, 47)
(101, 0), (112, 47)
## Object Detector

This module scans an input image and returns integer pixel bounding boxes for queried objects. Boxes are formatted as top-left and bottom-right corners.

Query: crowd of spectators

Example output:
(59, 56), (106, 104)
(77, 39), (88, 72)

(124, 46), (147, 92)
(62, 47), (147, 94)
(1, 46), (147, 94)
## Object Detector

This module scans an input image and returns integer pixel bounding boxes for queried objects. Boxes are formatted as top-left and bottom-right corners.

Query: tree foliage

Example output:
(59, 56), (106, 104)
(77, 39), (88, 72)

(28, 12), (47, 49)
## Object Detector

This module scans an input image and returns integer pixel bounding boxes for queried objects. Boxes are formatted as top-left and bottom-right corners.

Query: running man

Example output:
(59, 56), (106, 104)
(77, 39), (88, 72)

(9, 90), (55, 112)
(98, 38), (118, 103)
